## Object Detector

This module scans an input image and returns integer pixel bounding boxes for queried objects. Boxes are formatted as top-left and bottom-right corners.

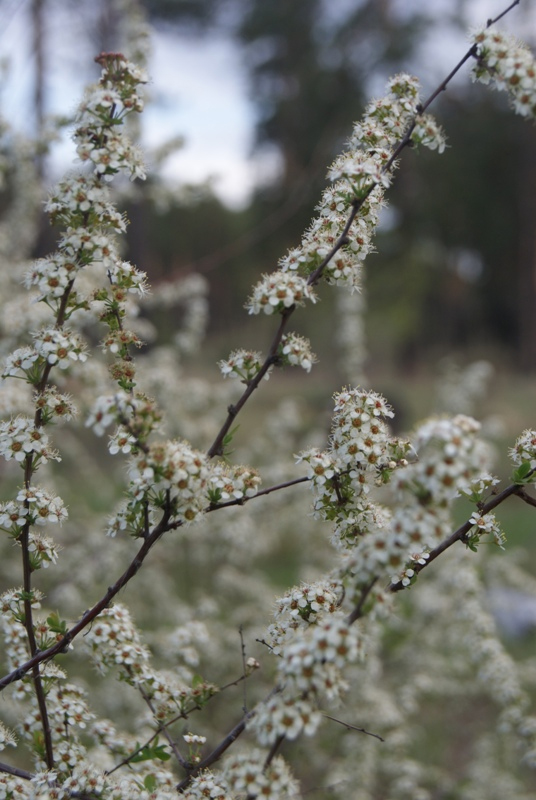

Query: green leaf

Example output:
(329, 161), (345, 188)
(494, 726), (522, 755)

(130, 738), (171, 764)
(512, 461), (533, 484)
(223, 424), (240, 447)
(144, 774), (157, 792)
(47, 611), (68, 635)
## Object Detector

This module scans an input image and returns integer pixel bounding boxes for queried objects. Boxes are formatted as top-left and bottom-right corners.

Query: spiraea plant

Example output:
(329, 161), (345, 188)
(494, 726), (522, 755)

(2, 2), (536, 798)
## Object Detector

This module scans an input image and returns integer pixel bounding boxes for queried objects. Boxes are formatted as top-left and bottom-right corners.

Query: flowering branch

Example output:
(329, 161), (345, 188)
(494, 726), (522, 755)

(388, 477), (529, 593)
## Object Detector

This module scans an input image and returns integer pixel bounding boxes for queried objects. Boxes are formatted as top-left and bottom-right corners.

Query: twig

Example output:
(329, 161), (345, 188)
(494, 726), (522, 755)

(0, 509), (173, 691)
(206, 0), (519, 461)
(208, 475), (310, 512)
(0, 761), (32, 779)
(346, 576), (378, 624)
(207, 306), (294, 458)
(239, 626), (248, 714)
(516, 488), (536, 508)
(321, 712), (385, 742)
(388, 478), (527, 593)
(137, 681), (190, 769)
(264, 733), (285, 769)
(176, 712), (253, 792)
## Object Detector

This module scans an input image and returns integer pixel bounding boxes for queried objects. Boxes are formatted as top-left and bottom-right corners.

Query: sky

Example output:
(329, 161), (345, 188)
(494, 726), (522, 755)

(0, 0), (533, 208)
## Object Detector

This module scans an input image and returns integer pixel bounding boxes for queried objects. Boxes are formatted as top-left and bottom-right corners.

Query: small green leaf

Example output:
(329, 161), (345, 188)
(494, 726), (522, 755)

(47, 612), (68, 635)
(513, 461), (533, 484)
(130, 738), (170, 764)
(144, 774), (157, 792)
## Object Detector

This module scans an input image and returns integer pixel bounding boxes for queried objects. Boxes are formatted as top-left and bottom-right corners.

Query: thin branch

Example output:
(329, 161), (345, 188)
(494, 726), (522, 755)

(137, 682), (190, 769)
(346, 576), (378, 625)
(0, 761), (32, 779)
(0, 509), (173, 691)
(264, 734), (285, 770)
(389, 479), (527, 593)
(205, 0), (520, 462)
(516, 488), (536, 508)
(176, 712), (253, 792)
(208, 475), (311, 512)
(239, 626), (248, 714)
(321, 712), (385, 742)
(108, 670), (248, 776)
(207, 306), (294, 458)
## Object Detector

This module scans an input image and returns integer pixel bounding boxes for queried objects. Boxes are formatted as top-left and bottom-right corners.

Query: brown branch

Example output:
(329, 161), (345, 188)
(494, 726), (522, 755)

(516, 488), (536, 508)
(388, 479), (526, 593)
(346, 576), (378, 625)
(0, 761), (32, 779)
(207, 306), (295, 458)
(264, 734), (286, 770)
(176, 712), (253, 792)
(208, 475), (311, 512)
(0, 510), (173, 692)
(137, 682), (190, 769)
(321, 712), (385, 743)
(206, 0), (521, 462)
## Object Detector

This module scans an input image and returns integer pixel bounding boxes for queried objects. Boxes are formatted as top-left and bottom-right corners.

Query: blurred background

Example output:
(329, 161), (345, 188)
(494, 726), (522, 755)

(1, 0), (536, 386)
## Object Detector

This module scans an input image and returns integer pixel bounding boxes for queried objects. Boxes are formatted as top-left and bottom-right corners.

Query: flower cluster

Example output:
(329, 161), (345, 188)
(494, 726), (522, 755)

(126, 439), (210, 525)
(278, 332), (317, 372)
(182, 770), (229, 799)
(75, 53), (147, 180)
(278, 74), (444, 291)
(86, 390), (160, 445)
(208, 463), (261, 505)
(472, 27), (536, 118)
(33, 326), (88, 370)
(224, 749), (300, 799)
(218, 349), (268, 382)
(245, 270), (317, 316)
(0, 416), (59, 466)
(84, 603), (151, 681)
(510, 429), (536, 470)
(0, 486), (67, 533)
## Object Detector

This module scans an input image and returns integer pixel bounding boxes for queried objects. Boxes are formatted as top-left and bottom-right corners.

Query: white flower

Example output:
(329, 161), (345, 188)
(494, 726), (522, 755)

(245, 270), (317, 315)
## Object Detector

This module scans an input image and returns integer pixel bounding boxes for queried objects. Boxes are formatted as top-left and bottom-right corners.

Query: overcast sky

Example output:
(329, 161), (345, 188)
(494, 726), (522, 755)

(0, 0), (533, 208)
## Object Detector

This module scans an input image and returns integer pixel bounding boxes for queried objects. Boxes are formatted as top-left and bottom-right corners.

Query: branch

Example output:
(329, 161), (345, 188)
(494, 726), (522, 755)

(207, 305), (295, 457)
(137, 681), (190, 769)
(206, 0), (519, 460)
(321, 712), (385, 743)
(0, 510), (173, 691)
(208, 475), (310, 512)
(0, 761), (32, 779)
(176, 712), (253, 792)
(346, 576), (378, 625)
(388, 479), (527, 593)
(516, 488), (536, 508)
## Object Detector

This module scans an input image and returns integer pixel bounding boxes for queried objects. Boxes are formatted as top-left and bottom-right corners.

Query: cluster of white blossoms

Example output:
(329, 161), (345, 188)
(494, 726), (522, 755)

(386, 414), (492, 585)
(84, 603), (151, 680)
(298, 389), (407, 557)
(472, 27), (536, 118)
(278, 74), (444, 292)
(181, 770), (229, 799)
(75, 55), (146, 181)
(208, 463), (261, 504)
(253, 603), (361, 746)
(510, 429), (536, 470)
(245, 270), (317, 315)
(126, 439), (210, 526)
(0, 416), (59, 465)
(278, 332), (317, 372)
(224, 749), (300, 799)
(33, 327), (88, 370)
(218, 349), (268, 382)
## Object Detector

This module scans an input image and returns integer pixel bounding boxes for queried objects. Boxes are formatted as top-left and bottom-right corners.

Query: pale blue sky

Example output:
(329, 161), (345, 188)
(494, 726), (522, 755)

(0, 0), (532, 208)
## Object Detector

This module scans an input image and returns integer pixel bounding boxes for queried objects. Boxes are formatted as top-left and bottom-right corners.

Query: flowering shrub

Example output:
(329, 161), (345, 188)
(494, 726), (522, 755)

(2, 2), (536, 798)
